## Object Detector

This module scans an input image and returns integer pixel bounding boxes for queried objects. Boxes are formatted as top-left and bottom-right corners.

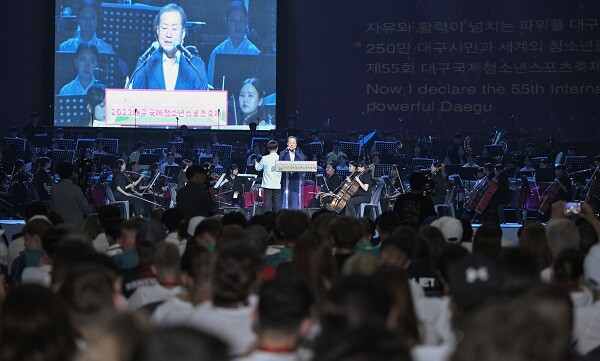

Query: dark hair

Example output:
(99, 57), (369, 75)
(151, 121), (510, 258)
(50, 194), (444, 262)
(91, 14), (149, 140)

(258, 277), (313, 335)
(24, 201), (48, 220)
(473, 223), (502, 260)
(212, 240), (262, 307)
(329, 216), (364, 250)
(374, 212), (401, 237)
(276, 210), (310, 244)
(408, 171), (426, 190)
(519, 222), (552, 272)
(0, 285), (77, 361)
(156, 3), (187, 30)
(132, 326), (228, 361)
(114, 158), (126, 172)
(136, 221), (165, 260)
(194, 218), (222, 238)
(222, 211), (248, 229)
(186, 165), (206, 180)
(162, 208), (184, 232)
(76, 42), (99, 58)
(226, 1), (248, 19)
(495, 248), (539, 291)
(226, 163), (238, 175)
(56, 161), (74, 180)
(86, 83), (106, 110)
(241, 77), (264, 100)
(553, 248), (584, 286)
(267, 139), (279, 151)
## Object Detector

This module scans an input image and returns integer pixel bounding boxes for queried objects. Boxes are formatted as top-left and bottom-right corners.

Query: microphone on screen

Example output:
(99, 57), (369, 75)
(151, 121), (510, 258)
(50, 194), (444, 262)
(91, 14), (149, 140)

(140, 42), (159, 62)
(173, 42), (194, 62)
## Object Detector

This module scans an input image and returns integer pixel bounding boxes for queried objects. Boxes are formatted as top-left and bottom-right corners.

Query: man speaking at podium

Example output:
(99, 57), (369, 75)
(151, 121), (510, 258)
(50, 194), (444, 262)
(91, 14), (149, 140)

(130, 4), (208, 90)
(279, 136), (306, 209)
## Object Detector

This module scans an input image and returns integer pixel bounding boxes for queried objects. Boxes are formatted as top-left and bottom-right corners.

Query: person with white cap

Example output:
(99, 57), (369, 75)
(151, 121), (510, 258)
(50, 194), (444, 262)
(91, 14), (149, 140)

(431, 216), (463, 244)
(574, 243), (600, 355)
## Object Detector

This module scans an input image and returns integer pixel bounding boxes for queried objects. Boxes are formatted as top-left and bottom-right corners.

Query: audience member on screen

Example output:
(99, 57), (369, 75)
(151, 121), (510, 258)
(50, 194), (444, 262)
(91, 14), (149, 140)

(59, 43), (99, 96)
(58, 4), (115, 54)
(86, 83), (106, 127)
(207, 1), (260, 86)
(238, 77), (266, 126)
(130, 4), (208, 90)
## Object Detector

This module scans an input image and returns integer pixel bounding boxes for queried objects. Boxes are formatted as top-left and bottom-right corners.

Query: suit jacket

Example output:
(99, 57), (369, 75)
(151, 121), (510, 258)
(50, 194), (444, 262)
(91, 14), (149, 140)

(50, 179), (93, 231)
(279, 149), (307, 184)
(131, 49), (208, 90)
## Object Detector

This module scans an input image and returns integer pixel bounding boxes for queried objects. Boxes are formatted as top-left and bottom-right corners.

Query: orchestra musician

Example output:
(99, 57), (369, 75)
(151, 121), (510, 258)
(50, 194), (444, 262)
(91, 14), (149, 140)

(316, 162), (341, 207)
(481, 163), (512, 215)
(5, 159), (28, 214)
(429, 161), (447, 205)
(220, 163), (245, 207)
(112, 159), (146, 218)
(553, 164), (573, 202)
(344, 161), (372, 217)
(32, 156), (52, 201)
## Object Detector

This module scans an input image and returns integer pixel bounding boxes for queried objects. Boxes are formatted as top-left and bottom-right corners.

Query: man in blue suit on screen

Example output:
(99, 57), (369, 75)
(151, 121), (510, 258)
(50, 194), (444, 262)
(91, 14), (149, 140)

(131, 4), (208, 90)
(279, 136), (306, 209)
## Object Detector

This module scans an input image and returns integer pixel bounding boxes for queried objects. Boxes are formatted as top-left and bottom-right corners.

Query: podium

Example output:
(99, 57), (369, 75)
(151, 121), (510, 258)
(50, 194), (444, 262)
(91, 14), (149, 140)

(276, 161), (318, 209)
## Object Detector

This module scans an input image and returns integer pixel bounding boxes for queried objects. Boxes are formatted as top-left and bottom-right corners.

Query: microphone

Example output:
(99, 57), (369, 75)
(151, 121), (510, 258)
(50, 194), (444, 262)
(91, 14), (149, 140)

(173, 42), (193, 62)
(139, 41), (159, 62)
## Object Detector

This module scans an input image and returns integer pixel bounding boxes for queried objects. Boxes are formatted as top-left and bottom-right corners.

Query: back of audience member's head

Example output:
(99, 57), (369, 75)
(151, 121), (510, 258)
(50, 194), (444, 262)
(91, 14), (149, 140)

(576, 218), (598, 255)
(310, 212), (337, 243)
(78, 312), (150, 361)
(374, 212), (401, 239)
(495, 247), (539, 292)
(472, 222), (502, 260)
(221, 211), (248, 229)
(546, 218), (580, 257)
(552, 248), (584, 289)
(357, 217), (375, 241)
(193, 218), (221, 248)
(181, 242), (213, 303)
(215, 224), (245, 250)
(417, 226), (446, 262)
(448, 254), (500, 316)
(151, 242), (181, 278)
(24, 201), (48, 221)
(82, 213), (100, 243)
(98, 205), (122, 231)
(58, 264), (120, 339)
(431, 216), (464, 244)
(47, 210), (65, 225)
(22, 218), (53, 248)
(341, 253), (379, 276)
(482, 211), (501, 227)
(276, 210), (310, 245)
(408, 171), (426, 191)
(241, 225), (270, 254)
(320, 275), (394, 334)
(248, 212), (277, 235)
(0, 285), (76, 361)
(56, 161), (75, 180)
(212, 240), (262, 307)
(161, 208), (184, 233)
(292, 232), (337, 300)
(374, 265), (420, 347)
(41, 225), (73, 260)
(452, 283), (572, 361)
(329, 216), (364, 250)
(136, 220), (165, 261)
(132, 326), (228, 361)
(258, 276), (313, 337)
(436, 244), (470, 292)
(518, 221), (552, 272)
(380, 227), (418, 266)
(51, 240), (95, 291)
(310, 208), (334, 223)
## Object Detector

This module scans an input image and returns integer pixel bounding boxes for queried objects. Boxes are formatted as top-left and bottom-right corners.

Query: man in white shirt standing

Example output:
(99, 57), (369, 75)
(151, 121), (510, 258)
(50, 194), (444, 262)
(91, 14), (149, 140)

(255, 140), (281, 212)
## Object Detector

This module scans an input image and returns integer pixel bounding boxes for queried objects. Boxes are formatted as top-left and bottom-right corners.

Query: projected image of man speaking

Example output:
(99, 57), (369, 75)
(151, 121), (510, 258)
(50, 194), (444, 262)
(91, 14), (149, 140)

(130, 3), (208, 90)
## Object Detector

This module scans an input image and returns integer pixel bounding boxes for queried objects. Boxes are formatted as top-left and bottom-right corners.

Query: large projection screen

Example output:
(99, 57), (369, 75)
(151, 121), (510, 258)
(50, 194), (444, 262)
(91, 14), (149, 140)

(54, 1), (276, 130)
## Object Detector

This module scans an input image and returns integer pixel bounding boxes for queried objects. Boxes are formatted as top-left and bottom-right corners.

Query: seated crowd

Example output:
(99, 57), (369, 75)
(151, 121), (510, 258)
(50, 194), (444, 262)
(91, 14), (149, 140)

(0, 193), (599, 361)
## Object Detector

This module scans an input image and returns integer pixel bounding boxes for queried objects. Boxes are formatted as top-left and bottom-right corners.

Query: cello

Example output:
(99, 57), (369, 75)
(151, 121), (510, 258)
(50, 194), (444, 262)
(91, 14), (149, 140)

(326, 166), (370, 213)
(475, 164), (512, 214)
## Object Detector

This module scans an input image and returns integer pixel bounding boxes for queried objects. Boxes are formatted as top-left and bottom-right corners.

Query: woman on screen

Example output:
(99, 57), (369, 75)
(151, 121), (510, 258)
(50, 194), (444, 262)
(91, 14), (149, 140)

(85, 84), (106, 127)
(238, 78), (266, 126)
(59, 43), (99, 96)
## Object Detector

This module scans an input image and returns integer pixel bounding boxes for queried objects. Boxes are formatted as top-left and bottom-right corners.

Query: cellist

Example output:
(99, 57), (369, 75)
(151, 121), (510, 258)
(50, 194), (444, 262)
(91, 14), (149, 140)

(479, 163), (512, 215)
(553, 164), (573, 202)
(344, 161), (373, 217)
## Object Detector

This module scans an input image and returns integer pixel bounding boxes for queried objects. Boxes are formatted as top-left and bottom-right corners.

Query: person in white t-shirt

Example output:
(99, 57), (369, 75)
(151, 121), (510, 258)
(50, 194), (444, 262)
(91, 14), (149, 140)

(255, 140), (281, 212)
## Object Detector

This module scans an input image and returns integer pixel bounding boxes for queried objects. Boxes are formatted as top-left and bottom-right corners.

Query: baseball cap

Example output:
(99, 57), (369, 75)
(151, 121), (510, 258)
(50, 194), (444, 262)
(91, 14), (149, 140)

(431, 216), (463, 243)
(584, 244), (600, 291)
(187, 215), (206, 235)
(449, 254), (500, 313)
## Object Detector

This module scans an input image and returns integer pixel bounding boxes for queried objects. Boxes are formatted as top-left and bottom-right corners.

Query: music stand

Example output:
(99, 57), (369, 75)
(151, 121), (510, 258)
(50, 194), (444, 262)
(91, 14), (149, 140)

(76, 138), (96, 151)
(169, 142), (186, 155)
(421, 143), (436, 159)
(412, 158), (435, 170)
(51, 150), (75, 165)
(251, 137), (270, 151)
(485, 145), (504, 158)
(374, 141), (397, 162)
(374, 164), (394, 178)
(139, 154), (160, 166)
(2, 137), (26, 152)
(163, 165), (180, 181)
(53, 138), (75, 150)
(213, 167), (227, 175)
(565, 156), (587, 171)
(96, 154), (117, 168)
(212, 144), (233, 161)
(99, 138), (119, 155)
(339, 142), (360, 160)
(53, 95), (89, 127)
(530, 157), (546, 168)
(305, 142), (324, 158)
